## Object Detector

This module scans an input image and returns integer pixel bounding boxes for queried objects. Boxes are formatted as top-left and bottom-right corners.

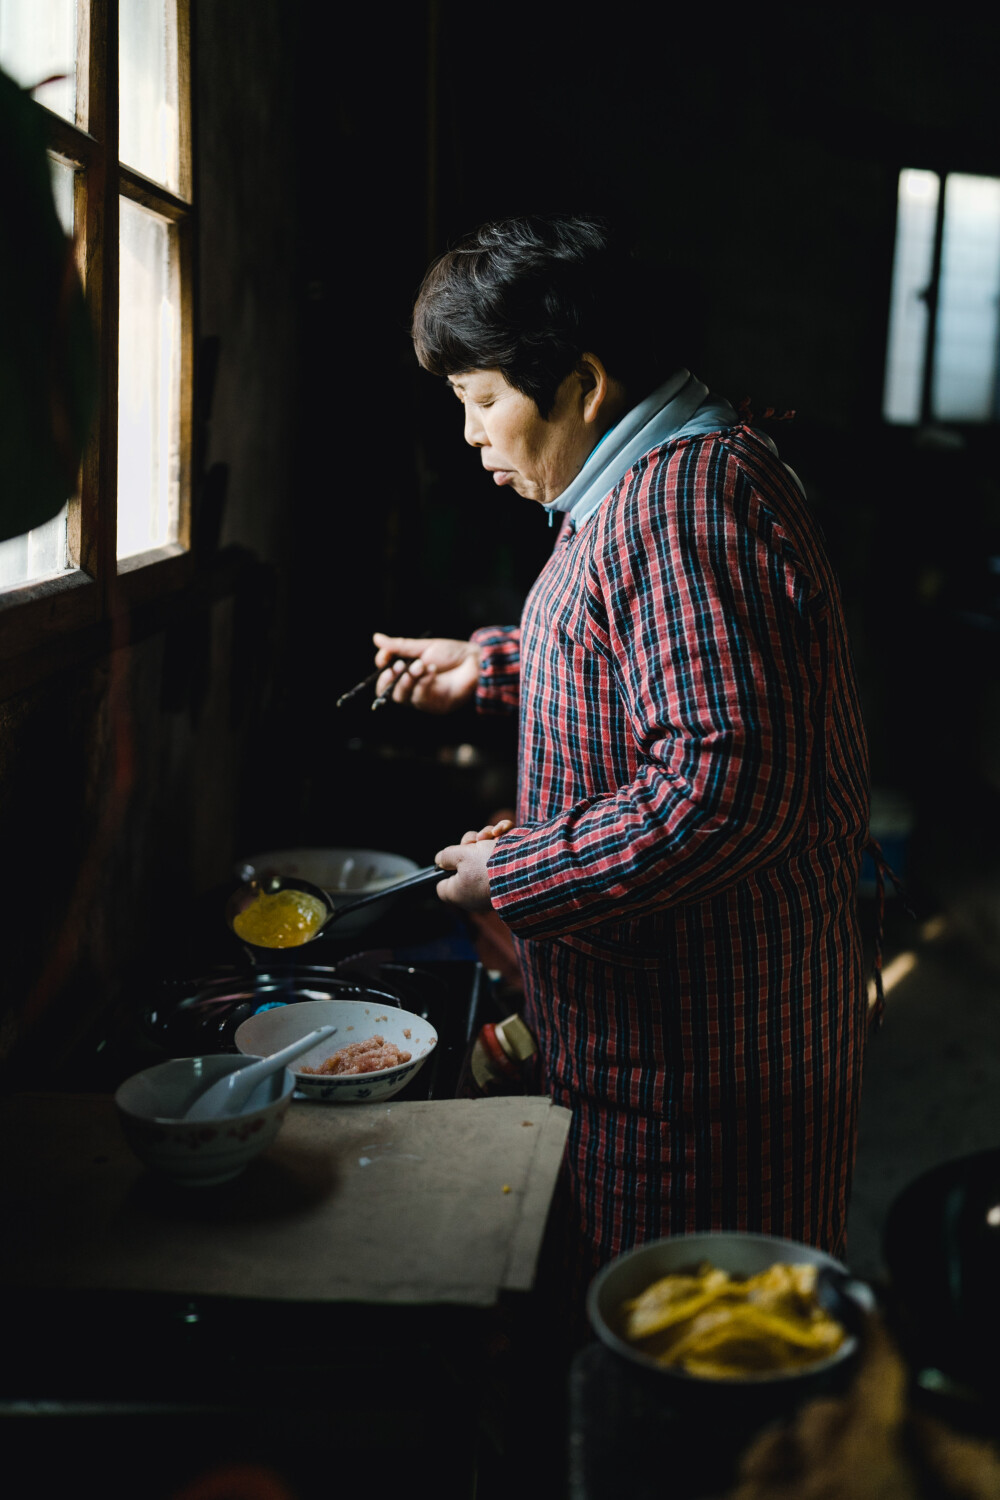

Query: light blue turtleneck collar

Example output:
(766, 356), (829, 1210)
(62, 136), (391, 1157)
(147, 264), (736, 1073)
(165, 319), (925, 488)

(544, 370), (739, 528)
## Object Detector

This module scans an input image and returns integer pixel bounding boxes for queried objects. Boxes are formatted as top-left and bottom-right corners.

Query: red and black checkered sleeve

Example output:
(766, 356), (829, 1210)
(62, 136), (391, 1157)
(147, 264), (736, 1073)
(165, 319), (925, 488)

(487, 436), (822, 937)
(470, 624), (520, 715)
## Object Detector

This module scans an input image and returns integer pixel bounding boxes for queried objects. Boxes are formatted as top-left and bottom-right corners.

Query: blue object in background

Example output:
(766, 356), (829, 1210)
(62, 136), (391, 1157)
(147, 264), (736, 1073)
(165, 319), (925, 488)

(860, 788), (913, 897)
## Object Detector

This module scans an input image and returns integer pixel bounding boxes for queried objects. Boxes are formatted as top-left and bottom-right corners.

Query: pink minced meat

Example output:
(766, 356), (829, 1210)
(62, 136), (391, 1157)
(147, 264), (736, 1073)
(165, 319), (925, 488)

(300, 1035), (412, 1076)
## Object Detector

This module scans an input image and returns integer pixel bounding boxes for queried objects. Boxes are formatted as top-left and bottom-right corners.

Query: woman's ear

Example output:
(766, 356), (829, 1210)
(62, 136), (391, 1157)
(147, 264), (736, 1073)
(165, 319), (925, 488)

(578, 352), (626, 426)
(577, 352), (607, 419)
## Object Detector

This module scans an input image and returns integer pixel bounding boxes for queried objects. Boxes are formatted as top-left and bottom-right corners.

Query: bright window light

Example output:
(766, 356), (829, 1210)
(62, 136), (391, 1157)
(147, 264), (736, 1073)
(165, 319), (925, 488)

(0, 0), (188, 590)
(118, 197), (180, 560)
(884, 167), (1000, 426)
(0, 0), (77, 122)
(934, 174), (1000, 422)
(883, 169), (940, 425)
(119, 0), (179, 194)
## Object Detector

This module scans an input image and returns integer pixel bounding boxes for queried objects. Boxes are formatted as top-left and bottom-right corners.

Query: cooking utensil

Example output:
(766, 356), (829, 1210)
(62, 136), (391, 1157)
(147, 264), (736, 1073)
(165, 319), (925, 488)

(336, 668), (380, 709)
(234, 847), (423, 940)
(325, 864), (445, 921)
(225, 865), (446, 953)
(182, 1025), (336, 1120)
(225, 873), (335, 950)
(371, 658), (416, 710)
(815, 1263), (869, 1341)
(337, 632), (431, 709)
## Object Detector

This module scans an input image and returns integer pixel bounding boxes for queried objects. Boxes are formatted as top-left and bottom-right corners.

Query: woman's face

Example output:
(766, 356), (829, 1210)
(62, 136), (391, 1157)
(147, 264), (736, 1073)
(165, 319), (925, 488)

(447, 368), (602, 505)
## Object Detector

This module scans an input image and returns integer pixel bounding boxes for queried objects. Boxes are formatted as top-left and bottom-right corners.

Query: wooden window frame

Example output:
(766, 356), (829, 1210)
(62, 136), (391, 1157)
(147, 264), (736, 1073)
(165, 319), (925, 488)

(0, 0), (194, 681)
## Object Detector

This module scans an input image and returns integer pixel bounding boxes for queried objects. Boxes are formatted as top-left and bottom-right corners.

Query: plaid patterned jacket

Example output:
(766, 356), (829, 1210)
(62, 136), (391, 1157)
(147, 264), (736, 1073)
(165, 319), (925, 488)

(473, 422), (870, 1268)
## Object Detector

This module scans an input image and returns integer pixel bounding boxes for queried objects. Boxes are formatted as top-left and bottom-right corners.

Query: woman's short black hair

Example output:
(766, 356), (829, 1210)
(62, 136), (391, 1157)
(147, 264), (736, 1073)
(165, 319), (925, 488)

(412, 214), (674, 417)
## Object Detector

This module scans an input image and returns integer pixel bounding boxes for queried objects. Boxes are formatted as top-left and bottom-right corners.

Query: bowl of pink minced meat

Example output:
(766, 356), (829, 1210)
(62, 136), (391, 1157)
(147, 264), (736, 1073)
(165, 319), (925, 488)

(233, 998), (437, 1102)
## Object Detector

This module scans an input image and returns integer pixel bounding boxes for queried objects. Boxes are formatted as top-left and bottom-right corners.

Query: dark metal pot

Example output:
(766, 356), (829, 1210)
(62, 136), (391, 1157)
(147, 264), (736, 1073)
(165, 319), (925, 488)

(883, 1149), (1000, 1408)
(587, 1232), (874, 1426)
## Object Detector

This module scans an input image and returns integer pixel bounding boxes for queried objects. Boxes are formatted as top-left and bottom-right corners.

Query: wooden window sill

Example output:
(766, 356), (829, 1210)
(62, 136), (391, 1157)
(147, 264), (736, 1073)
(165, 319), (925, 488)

(0, 545), (265, 704)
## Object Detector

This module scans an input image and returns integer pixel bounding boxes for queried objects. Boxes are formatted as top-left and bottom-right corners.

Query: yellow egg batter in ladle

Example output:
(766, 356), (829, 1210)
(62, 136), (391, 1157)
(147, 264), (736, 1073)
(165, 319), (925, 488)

(231, 887), (328, 948)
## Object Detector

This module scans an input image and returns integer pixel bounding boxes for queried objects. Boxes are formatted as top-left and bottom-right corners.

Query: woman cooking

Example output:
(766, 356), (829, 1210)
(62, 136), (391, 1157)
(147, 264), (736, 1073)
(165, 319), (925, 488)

(374, 214), (871, 1315)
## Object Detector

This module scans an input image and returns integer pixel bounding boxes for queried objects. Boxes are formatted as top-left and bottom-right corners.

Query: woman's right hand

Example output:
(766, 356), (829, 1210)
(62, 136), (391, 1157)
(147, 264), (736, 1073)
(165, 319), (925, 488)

(372, 632), (480, 713)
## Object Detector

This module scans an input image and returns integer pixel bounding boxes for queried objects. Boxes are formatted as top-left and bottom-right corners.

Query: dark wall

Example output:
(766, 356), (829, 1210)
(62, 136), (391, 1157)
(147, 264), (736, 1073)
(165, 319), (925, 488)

(281, 3), (1000, 870)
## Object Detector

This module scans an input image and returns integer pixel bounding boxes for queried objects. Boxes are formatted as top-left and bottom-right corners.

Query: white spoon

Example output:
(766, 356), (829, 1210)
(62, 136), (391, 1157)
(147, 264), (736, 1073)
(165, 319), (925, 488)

(183, 1026), (337, 1121)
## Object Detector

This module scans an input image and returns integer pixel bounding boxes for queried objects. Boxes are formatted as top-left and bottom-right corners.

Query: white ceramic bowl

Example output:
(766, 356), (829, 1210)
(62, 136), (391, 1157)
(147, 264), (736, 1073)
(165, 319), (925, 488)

(587, 1232), (873, 1407)
(234, 997), (437, 1102)
(234, 847), (420, 937)
(114, 1055), (296, 1186)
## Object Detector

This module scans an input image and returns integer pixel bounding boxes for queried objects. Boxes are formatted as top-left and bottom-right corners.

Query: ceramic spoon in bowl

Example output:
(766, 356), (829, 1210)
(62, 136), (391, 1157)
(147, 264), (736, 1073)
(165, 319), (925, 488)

(182, 1026), (336, 1121)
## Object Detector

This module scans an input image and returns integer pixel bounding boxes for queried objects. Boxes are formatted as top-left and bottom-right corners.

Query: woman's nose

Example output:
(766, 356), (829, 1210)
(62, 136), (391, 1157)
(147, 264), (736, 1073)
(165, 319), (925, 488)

(463, 405), (485, 447)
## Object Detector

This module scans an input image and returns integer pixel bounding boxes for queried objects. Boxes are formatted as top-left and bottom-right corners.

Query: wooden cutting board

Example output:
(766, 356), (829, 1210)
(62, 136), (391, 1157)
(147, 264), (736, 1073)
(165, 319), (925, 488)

(0, 1091), (571, 1306)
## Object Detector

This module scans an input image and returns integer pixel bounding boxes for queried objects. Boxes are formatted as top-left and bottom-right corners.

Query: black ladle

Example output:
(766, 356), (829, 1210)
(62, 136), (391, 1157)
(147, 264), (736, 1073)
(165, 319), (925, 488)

(225, 865), (446, 953)
(815, 1264), (871, 1343)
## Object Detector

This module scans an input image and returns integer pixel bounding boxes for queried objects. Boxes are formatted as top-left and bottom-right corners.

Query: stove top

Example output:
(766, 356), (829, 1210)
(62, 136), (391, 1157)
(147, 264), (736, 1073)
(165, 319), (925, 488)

(140, 949), (491, 1101)
(44, 882), (500, 1100)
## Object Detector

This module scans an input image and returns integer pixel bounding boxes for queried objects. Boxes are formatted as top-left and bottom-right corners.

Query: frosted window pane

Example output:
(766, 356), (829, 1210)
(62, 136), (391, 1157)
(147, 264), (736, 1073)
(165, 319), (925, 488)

(118, 197), (180, 560)
(0, 0), (77, 122)
(883, 169), (940, 424)
(933, 173), (1000, 423)
(119, 0), (179, 193)
(0, 511), (70, 593)
(49, 153), (74, 235)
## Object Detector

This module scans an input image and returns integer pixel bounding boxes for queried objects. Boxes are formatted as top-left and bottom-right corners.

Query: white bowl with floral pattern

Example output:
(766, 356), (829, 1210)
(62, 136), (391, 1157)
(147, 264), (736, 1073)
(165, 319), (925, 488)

(234, 997), (437, 1102)
(114, 1054), (296, 1185)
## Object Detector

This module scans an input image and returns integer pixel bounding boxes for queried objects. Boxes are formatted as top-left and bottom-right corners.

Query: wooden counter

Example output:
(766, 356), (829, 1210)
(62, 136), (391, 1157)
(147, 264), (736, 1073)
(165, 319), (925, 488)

(0, 1091), (571, 1306)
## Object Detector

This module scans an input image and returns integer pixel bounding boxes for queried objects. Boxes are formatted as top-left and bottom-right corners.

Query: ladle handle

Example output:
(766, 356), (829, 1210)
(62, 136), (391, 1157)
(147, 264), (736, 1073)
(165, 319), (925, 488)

(325, 865), (446, 924)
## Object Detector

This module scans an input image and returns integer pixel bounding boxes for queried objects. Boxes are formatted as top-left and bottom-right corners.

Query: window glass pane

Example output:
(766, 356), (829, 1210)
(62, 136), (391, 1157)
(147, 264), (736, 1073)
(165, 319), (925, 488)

(933, 173), (1000, 423)
(0, 0), (76, 123)
(0, 513), (69, 593)
(883, 169), (940, 425)
(119, 0), (179, 193)
(49, 151), (74, 234)
(0, 155), (76, 592)
(118, 196), (180, 560)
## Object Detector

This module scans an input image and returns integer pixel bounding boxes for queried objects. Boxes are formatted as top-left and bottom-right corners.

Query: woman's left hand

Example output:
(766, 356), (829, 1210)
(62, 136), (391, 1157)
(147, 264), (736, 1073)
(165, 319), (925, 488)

(434, 820), (513, 910)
